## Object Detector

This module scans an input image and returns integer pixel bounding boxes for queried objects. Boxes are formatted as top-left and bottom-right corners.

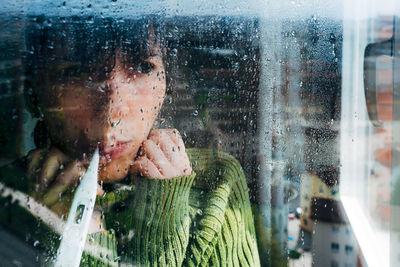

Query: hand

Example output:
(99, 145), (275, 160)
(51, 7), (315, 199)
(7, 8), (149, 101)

(26, 147), (104, 217)
(130, 129), (192, 179)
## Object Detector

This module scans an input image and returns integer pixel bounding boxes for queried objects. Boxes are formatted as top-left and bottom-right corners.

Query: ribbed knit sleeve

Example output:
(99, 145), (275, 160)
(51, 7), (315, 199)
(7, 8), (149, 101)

(80, 231), (119, 267)
(111, 172), (196, 266)
(101, 148), (260, 267)
(184, 148), (260, 267)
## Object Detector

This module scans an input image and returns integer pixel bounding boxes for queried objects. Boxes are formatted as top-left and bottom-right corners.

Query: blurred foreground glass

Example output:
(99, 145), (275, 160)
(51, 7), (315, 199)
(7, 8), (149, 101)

(341, 0), (400, 266)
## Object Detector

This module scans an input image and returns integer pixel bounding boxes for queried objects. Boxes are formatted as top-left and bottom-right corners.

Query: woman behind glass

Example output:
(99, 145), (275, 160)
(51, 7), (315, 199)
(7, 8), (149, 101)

(0, 15), (261, 266)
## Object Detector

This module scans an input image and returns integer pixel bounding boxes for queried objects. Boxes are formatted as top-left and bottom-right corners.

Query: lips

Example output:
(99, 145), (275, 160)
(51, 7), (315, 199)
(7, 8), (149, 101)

(99, 141), (130, 162)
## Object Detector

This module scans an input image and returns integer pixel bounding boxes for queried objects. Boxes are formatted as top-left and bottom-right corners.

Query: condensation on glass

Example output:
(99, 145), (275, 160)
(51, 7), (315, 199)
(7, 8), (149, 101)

(0, 0), (397, 267)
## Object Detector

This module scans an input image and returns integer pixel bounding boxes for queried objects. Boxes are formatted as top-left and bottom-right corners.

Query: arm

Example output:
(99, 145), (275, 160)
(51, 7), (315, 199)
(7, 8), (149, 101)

(102, 129), (194, 266)
(115, 172), (196, 266)
(184, 149), (261, 267)
(0, 154), (118, 266)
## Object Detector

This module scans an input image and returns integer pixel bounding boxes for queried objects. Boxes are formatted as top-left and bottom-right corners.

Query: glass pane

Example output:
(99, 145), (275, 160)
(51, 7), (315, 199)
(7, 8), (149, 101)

(340, 0), (400, 266)
(0, 0), (397, 266)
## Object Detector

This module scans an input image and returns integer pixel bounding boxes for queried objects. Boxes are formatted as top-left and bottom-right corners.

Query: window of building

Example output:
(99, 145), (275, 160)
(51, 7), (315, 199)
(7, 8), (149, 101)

(319, 185), (324, 193)
(345, 245), (353, 255)
(331, 243), (340, 253)
(345, 227), (351, 236)
(331, 189), (338, 196)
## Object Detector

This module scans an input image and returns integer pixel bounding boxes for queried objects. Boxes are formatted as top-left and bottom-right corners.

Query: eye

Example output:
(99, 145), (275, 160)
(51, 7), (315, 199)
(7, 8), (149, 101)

(137, 61), (155, 74)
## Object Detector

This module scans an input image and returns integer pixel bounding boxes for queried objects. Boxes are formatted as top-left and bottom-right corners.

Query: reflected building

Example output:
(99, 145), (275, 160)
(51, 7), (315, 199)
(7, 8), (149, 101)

(0, 15), (34, 163)
(299, 168), (340, 232)
(164, 15), (349, 266)
(0, 12), (363, 267)
(310, 198), (358, 267)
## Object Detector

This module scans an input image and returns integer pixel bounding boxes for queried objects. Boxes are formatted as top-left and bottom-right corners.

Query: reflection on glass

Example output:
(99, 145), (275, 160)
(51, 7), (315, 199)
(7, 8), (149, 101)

(341, 0), (399, 265)
(0, 0), (397, 267)
(1, 14), (262, 266)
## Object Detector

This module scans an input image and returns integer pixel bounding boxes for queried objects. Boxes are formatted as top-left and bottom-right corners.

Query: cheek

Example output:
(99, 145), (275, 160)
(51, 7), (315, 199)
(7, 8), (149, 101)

(123, 95), (161, 131)
(120, 75), (165, 119)
(44, 94), (102, 142)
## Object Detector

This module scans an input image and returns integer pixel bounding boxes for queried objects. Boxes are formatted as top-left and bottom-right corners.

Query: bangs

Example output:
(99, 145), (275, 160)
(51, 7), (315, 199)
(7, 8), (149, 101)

(25, 16), (163, 82)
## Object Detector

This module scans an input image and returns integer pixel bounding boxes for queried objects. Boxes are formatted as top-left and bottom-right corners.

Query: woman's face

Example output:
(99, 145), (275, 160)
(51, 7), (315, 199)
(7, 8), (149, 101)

(40, 52), (166, 182)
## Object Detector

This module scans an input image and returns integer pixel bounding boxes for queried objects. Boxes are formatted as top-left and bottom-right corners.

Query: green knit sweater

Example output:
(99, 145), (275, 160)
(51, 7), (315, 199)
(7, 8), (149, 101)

(0, 148), (260, 266)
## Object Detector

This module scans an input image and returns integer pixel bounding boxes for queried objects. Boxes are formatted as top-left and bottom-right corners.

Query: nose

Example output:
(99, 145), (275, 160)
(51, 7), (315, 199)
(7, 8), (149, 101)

(102, 130), (117, 147)
(105, 95), (130, 128)
(108, 117), (121, 128)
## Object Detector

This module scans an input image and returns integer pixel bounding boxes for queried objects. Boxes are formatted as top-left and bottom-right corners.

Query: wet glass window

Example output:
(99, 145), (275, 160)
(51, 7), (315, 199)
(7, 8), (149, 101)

(0, 0), (399, 267)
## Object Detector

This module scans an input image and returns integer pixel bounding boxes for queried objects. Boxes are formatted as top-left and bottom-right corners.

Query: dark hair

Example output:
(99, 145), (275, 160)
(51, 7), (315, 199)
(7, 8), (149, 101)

(24, 15), (171, 118)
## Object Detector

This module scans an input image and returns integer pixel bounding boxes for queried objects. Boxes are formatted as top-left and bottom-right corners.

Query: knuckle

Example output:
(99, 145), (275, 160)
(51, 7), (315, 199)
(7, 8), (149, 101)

(149, 128), (163, 137)
(142, 139), (155, 153)
(150, 129), (168, 142)
(168, 128), (180, 137)
(134, 157), (147, 170)
(27, 149), (45, 163)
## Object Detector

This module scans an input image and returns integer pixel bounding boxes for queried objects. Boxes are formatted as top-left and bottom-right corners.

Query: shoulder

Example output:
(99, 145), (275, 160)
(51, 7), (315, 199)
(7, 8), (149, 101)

(186, 148), (249, 206)
(186, 148), (244, 177)
(184, 149), (261, 266)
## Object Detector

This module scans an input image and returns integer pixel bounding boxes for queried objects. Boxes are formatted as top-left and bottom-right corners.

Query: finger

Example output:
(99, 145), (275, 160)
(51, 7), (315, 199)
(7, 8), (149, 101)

(149, 129), (182, 148)
(56, 161), (85, 186)
(39, 148), (69, 187)
(161, 135), (187, 171)
(42, 161), (85, 206)
(165, 130), (192, 174)
(131, 156), (163, 179)
(166, 129), (186, 153)
(27, 149), (47, 180)
(42, 183), (69, 207)
(148, 129), (192, 176)
(97, 184), (104, 196)
(141, 139), (175, 177)
(148, 130), (176, 161)
(49, 195), (72, 219)
(148, 129), (187, 166)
